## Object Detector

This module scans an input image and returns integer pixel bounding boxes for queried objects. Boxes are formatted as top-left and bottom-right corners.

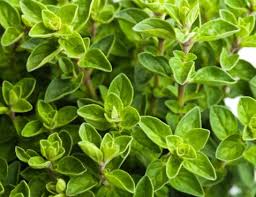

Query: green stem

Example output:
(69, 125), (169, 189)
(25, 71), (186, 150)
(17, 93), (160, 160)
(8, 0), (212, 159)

(178, 84), (186, 107)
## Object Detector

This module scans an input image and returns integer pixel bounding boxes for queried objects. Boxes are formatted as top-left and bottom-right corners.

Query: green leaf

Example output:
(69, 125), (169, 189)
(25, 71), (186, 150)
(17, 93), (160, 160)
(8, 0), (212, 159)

(108, 73), (134, 106)
(192, 66), (236, 86)
(21, 120), (45, 137)
(36, 100), (55, 125)
(166, 155), (183, 179)
(183, 128), (210, 151)
(104, 93), (123, 122)
(116, 8), (149, 24)
(133, 18), (175, 39)
(176, 143), (197, 159)
(9, 180), (30, 197)
(139, 116), (172, 148)
(238, 96), (256, 125)
(11, 99), (33, 113)
(91, 35), (115, 56)
(210, 105), (238, 140)
(42, 9), (61, 31)
(175, 107), (201, 136)
(20, 0), (46, 24)
(183, 152), (216, 180)
(66, 173), (97, 196)
(166, 135), (183, 153)
(197, 19), (239, 41)
(138, 52), (172, 77)
(0, 158), (8, 181)
(77, 104), (111, 131)
(59, 32), (86, 58)
(243, 145), (256, 166)
(225, 0), (248, 11)
(26, 41), (60, 72)
(55, 106), (77, 128)
(15, 78), (36, 99)
(79, 123), (102, 146)
(2, 80), (13, 105)
(0, 182), (4, 195)
(169, 168), (204, 197)
(100, 134), (120, 163)
(0, 0), (20, 29)
(78, 48), (112, 72)
(29, 22), (55, 38)
(220, 48), (239, 71)
(78, 141), (103, 163)
(120, 106), (140, 129)
(44, 73), (83, 102)
(229, 59), (256, 81)
(28, 156), (51, 169)
(1, 27), (24, 46)
(219, 9), (237, 24)
(169, 56), (195, 85)
(216, 135), (245, 161)
(134, 176), (154, 197)
(55, 156), (86, 176)
(57, 3), (78, 25)
(105, 169), (135, 193)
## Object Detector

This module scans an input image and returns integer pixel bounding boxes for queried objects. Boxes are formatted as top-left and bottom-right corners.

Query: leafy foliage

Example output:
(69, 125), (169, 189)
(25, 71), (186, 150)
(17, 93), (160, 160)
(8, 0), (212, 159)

(0, 0), (256, 196)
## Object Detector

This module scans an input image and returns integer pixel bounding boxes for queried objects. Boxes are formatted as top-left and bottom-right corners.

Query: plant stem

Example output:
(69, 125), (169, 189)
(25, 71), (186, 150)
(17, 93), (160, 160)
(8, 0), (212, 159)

(83, 69), (98, 100)
(178, 84), (185, 107)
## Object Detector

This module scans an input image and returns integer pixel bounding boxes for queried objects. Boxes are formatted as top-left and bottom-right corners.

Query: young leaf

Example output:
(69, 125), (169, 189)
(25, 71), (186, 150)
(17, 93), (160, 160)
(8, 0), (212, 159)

(166, 155), (183, 179)
(197, 19), (239, 41)
(134, 176), (154, 197)
(192, 66), (236, 86)
(210, 105), (238, 140)
(139, 116), (172, 148)
(238, 96), (256, 125)
(169, 168), (204, 197)
(21, 120), (45, 137)
(216, 135), (245, 161)
(42, 9), (61, 31)
(120, 106), (140, 129)
(243, 145), (256, 166)
(66, 173), (98, 196)
(133, 18), (175, 39)
(20, 0), (46, 23)
(55, 156), (86, 176)
(57, 4), (78, 25)
(175, 107), (201, 136)
(78, 48), (112, 72)
(220, 48), (239, 71)
(28, 156), (51, 169)
(108, 73), (134, 106)
(105, 169), (135, 193)
(183, 152), (216, 180)
(78, 141), (103, 163)
(138, 52), (172, 77)
(79, 123), (102, 146)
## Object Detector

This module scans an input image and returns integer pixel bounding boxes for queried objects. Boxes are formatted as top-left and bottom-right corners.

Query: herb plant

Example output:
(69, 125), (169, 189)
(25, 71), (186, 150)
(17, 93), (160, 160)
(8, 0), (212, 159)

(1, 0), (256, 196)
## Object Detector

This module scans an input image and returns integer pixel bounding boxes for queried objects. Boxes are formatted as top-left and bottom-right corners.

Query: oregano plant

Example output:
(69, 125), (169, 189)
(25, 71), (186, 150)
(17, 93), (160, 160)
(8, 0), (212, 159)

(1, 0), (256, 196)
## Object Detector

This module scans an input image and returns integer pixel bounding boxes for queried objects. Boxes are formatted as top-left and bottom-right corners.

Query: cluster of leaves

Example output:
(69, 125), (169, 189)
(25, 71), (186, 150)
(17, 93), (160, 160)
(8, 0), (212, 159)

(2, 0), (256, 196)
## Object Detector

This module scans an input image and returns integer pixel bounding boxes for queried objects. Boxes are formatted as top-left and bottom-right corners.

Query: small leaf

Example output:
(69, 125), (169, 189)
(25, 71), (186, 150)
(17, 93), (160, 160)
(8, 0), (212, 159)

(220, 48), (239, 71)
(216, 135), (245, 161)
(78, 141), (103, 163)
(139, 116), (172, 148)
(1, 27), (24, 47)
(134, 176), (154, 197)
(120, 106), (140, 129)
(197, 19), (239, 41)
(55, 106), (77, 128)
(108, 73), (134, 106)
(15, 78), (36, 99)
(175, 107), (201, 136)
(77, 104), (111, 131)
(42, 9), (61, 31)
(133, 18), (175, 39)
(166, 155), (183, 179)
(219, 9), (237, 24)
(9, 180), (30, 197)
(243, 145), (256, 166)
(210, 105), (238, 140)
(0, 0), (20, 28)
(29, 22), (55, 38)
(105, 169), (135, 193)
(21, 120), (45, 137)
(138, 52), (172, 77)
(79, 123), (102, 146)
(238, 96), (256, 125)
(183, 152), (216, 180)
(58, 3), (78, 25)
(28, 156), (51, 169)
(66, 173), (98, 196)
(78, 48), (112, 72)
(20, 0), (46, 23)
(11, 99), (33, 113)
(0, 158), (8, 181)
(59, 32), (86, 58)
(55, 156), (86, 176)
(192, 66), (236, 86)
(44, 73), (83, 102)
(169, 168), (204, 197)
(183, 128), (210, 151)
(26, 41), (60, 72)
